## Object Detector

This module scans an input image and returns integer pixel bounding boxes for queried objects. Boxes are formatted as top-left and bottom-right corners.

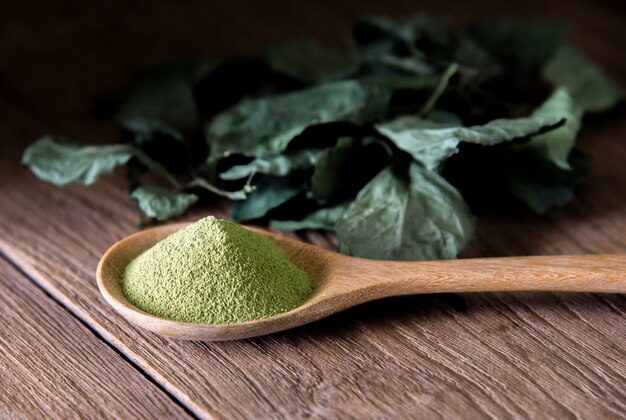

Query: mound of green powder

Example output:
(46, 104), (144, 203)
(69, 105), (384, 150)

(121, 216), (313, 324)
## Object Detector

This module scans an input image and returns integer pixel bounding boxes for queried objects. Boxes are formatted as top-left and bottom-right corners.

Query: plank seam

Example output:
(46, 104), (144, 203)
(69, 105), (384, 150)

(0, 251), (201, 420)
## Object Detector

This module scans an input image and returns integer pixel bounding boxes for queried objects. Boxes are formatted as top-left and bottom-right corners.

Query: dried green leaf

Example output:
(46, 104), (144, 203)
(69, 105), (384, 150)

(271, 203), (348, 231)
(219, 149), (322, 180)
(355, 15), (452, 57)
(375, 116), (459, 170)
(22, 137), (134, 186)
(336, 163), (475, 260)
(311, 137), (393, 204)
(524, 87), (582, 170)
(116, 79), (197, 141)
(232, 176), (304, 222)
(131, 185), (198, 220)
(544, 46), (622, 113)
(206, 80), (391, 163)
(265, 39), (361, 83)
(467, 19), (564, 84)
(507, 152), (591, 213)
(455, 117), (564, 145)
(427, 109), (463, 125)
(451, 31), (497, 70)
(360, 52), (435, 76)
(376, 115), (562, 170)
(311, 137), (355, 203)
(111, 60), (218, 141)
(360, 74), (439, 90)
(130, 185), (198, 220)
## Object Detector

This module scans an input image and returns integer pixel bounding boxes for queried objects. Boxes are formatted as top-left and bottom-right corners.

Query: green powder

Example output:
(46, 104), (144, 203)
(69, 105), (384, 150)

(121, 216), (313, 324)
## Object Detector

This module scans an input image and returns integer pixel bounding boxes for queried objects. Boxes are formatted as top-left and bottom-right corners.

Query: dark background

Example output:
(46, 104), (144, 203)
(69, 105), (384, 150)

(1, 0), (625, 149)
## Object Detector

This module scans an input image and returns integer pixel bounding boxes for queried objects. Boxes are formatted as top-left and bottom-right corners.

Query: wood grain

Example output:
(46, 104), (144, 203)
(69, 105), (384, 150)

(0, 258), (189, 418)
(1, 0), (625, 418)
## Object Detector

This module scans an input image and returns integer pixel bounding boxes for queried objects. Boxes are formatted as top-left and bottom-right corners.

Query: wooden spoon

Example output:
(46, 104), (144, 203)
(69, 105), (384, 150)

(97, 223), (626, 341)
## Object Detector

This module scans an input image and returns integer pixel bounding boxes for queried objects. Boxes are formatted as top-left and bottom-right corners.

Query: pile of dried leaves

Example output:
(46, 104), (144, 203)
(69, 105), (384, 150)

(23, 15), (622, 260)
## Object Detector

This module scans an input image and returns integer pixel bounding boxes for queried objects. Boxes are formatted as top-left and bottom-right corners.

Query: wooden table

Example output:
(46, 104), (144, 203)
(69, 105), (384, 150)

(1, 1), (624, 418)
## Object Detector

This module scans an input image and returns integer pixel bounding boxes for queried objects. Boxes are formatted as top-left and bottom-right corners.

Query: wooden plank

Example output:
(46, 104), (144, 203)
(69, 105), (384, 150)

(0, 258), (190, 418)
(1, 0), (625, 417)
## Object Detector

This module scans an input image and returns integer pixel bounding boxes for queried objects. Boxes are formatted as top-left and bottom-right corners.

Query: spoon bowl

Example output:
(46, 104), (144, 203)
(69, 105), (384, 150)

(97, 223), (626, 341)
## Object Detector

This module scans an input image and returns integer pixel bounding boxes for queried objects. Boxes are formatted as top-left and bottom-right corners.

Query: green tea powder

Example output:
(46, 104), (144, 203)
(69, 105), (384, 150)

(122, 216), (313, 324)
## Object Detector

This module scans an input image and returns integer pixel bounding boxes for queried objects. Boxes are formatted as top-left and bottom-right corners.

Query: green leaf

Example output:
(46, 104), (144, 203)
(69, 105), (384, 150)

(355, 15), (452, 57)
(111, 60), (218, 141)
(336, 163), (475, 261)
(426, 109), (463, 125)
(271, 203), (348, 231)
(451, 31), (497, 70)
(362, 54), (434, 76)
(311, 137), (356, 202)
(375, 115), (563, 171)
(523, 87), (582, 170)
(360, 73), (440, 90)
(232, 176), (304, 222)
(311, 137), (394, 204)
(375, 116), (459, 170)
(503, 88), (589, 211)
(544, 46), (622, 113)
(454, 117), (563, 145)
(115, 79), (197, 141)
(22, 137), (134, 186)
(219, 149), (322, 180)
(355, 15), (452, 78)
(466, 19), (564, 84)
(206, 80), (391, 163)
(23, 136), (185, 190)
(265, 39), (360, 83)
(507, 152), (591, 213)
(131, 185), (198, 220)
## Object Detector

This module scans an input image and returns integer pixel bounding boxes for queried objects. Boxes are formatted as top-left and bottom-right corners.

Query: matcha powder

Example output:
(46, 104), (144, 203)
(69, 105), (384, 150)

(122, 216), (313, 324)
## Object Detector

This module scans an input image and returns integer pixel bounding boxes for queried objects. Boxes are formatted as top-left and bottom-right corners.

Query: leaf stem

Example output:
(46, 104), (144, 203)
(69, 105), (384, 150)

(131, 148), (181, 188)
(186, 177), (247, 200)
(417, 63), (459, 117)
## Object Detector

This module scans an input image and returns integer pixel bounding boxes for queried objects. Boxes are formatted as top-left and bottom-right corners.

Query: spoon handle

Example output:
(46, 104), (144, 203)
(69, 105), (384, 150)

(357, 254), (626, 295)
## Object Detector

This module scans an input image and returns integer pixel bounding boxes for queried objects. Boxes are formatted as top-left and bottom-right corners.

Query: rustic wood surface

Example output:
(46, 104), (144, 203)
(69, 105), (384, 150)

(0, 258), (189, 418)
(0, 0), (625, 418)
